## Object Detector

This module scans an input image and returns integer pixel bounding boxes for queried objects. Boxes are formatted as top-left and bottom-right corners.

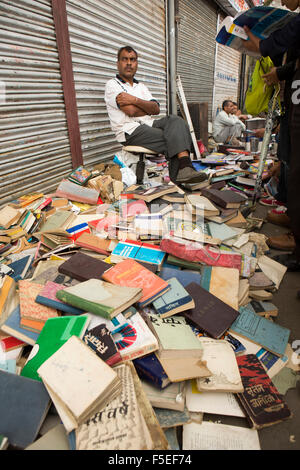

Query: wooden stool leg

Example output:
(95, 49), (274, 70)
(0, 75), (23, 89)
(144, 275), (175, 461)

(136, 153), (145, 184)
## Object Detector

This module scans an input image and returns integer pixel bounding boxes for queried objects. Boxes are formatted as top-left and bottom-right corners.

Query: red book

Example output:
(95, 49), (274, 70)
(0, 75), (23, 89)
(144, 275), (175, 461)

(0, 334), (25, 352)
(102, 259), (170, 307)
(160, 236), (242, 271)
(236, 354), (292, 429)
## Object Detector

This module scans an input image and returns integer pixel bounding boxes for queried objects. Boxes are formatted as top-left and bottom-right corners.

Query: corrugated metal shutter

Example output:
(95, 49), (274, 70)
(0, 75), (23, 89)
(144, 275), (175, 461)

(177, 0), (218, 121)
(66, 0), (167, 168)
(212, 13), (241, 119)
(0, 0), (73, 205)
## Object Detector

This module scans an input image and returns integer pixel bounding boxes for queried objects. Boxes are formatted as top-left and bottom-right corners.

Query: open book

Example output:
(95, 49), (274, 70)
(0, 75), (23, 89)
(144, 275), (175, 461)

(216, 6), (297, 57)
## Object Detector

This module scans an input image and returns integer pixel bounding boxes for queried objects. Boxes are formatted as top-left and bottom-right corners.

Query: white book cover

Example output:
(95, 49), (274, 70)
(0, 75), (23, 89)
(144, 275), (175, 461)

(186, 380), (245, 418)
(196, 338), (243, 393)
(37, 336), (121, 430)
(86, 312), (159, 362)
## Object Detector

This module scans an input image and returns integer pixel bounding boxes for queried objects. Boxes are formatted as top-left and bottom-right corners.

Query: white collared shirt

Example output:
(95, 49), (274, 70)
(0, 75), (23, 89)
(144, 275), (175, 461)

(213, 110), (245, 138)
(104, 75), (158, 142)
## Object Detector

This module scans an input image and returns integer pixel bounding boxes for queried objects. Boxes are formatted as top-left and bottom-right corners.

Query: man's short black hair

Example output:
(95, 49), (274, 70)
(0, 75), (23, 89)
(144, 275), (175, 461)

(222, 100), (233, 110)
(117, 46), (138, 61)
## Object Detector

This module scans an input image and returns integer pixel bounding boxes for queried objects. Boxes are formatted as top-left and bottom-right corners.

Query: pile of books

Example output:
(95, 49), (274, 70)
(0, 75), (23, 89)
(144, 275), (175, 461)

(0, 157), (295, 451)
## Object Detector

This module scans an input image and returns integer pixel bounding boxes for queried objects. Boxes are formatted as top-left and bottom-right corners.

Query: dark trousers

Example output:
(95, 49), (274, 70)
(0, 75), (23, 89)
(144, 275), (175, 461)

(124, 115), (192, 182)
(288, 67), (300, 259)
(275, 112), (290, 203)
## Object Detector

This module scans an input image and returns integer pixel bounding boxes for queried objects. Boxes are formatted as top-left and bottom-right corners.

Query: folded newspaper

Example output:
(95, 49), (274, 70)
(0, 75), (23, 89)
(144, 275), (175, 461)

(216, 6), (297, 57)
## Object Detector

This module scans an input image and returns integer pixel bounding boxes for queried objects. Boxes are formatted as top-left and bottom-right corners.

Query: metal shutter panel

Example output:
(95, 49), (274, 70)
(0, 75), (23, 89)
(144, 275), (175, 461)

(66, 0), (167, 167)
(0, 0), (73, 205)
(177, 0), (218, 121)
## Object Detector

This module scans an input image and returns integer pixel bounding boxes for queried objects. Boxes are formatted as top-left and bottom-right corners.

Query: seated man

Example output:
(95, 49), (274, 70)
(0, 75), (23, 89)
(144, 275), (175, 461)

(212, 100), (246, 146)
(231, 102), (251, 122)
(104, 45), (207, 185)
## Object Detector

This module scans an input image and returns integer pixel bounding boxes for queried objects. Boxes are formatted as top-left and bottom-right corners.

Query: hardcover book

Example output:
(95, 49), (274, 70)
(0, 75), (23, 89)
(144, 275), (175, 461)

(236, 354), (292, 429)
(102, 259), (170, 307)
(35, 281), (85, 315)
(0, 370), (51, 448)
(21, 315), (91, 382)
(229, 305), (290, 357)
(83, 323), (122, 366)
(183, 282), (240, 339)
(201, 187), (247, 209)
(56, 278), (142, 320)
(152, 277), (195, 318)
(37, 336), (122, 432)
(67, 166), (92, 186)
(58, 252), (111, 282)
(133, 352), (171, 389)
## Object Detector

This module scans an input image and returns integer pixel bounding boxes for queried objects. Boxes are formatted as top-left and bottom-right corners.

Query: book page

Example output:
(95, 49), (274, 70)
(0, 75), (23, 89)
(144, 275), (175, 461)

(183, 421), (260, 450)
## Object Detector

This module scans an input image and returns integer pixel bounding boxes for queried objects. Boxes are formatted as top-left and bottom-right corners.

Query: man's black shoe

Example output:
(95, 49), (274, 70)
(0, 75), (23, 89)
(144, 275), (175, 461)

(272, 253), (300, 272)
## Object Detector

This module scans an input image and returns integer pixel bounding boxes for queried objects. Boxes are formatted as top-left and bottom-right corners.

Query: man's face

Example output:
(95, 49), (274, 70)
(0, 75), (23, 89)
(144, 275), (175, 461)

(281, 0), (299, 10)
(117, 49), (138, 82)
(224, 102), (234, 114)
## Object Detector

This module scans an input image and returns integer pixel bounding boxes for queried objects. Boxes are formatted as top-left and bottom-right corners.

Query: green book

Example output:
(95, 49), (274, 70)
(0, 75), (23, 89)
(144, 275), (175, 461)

(147, 312), (203, 359)
(21, 315), (90, 382)
(56, 279), (142, 320)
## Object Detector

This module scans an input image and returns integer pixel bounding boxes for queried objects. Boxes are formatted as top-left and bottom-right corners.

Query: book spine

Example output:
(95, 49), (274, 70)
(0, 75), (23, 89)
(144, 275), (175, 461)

(120, 344), (158, 362)
(35, 295), (84, 315)
(200, 266), (212, 292)
(56, 290), (113, 319)
(155, 295), (193, 316)
(134, 363), (168, 389)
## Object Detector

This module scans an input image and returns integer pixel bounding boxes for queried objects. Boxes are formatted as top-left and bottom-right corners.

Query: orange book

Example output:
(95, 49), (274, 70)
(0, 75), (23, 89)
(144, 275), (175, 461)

(19, 317), (46, 334)
(102, 259), (170, 307)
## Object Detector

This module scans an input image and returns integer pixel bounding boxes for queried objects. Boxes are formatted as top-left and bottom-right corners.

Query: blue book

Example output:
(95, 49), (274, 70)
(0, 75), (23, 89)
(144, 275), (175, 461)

(111, 241), (166, 266)
(152, 277), (195, 318)
(159, 267), (201, 287)
(133, 353), (171, 389)
(1, 305), (39, 346)
(229, 305), (290, 357)
(8, 255), (34, 281)
(35, 281), (84, 316)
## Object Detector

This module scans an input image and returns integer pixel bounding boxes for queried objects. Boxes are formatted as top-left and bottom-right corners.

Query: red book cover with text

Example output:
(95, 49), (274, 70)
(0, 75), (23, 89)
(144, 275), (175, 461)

(236, 354), (292, 429)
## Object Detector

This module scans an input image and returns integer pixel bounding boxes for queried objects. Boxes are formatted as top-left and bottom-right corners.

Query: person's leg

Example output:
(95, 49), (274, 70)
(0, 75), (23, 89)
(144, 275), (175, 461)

(125, 116), (207, 184)
(272, 68), (300, 270)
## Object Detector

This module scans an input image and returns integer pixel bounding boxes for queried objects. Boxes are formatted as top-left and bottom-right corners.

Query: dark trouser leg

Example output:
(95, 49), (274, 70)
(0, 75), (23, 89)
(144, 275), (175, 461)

(124, 116), (193, 182)
(275, 112), (290, 203)
(288, 68), (300, 260)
